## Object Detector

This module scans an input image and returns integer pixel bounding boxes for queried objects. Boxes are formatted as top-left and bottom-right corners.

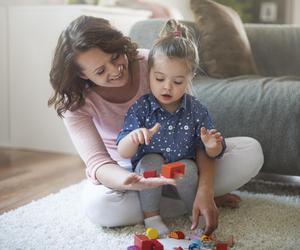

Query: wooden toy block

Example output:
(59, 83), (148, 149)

(146, 227), (158, 239)
(143, 170), (157, 178)
(216, 242), (228, 250)
(134, 234), (152, 250)
(200, 234), (213, 241)
(188, 239), (202, 250)
(151, 239), (164, 250)
(168, 231), (185, 239)
(161, 162), (185, 178)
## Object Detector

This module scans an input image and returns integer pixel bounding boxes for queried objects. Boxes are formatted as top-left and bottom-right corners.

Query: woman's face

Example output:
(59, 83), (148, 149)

(76, 47), (129, 88)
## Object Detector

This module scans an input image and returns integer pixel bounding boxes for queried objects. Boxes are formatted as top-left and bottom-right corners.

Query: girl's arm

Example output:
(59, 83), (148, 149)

(200, 127), (224, 158)
(117, 132), (140, 158)
(117, 123), (161, 158)
(191, 149), (218, 235)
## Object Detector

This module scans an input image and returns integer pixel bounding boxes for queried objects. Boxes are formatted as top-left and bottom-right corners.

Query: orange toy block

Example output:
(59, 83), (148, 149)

(168, 231), (185, 239)
(160, 162), (185, 178)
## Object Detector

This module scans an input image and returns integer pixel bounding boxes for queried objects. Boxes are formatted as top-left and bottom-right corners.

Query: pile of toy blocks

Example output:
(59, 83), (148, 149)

(127, 227), (233, 250)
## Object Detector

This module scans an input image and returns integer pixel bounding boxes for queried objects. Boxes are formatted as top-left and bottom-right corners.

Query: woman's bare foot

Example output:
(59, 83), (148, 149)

(214, 193), (241, 209)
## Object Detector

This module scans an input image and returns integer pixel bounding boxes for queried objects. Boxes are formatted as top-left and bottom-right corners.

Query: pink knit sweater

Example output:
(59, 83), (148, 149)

(63, 49), (150, 184)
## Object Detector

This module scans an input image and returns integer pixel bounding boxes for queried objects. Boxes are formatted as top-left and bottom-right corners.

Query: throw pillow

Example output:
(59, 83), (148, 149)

(190, 0), (258, 78)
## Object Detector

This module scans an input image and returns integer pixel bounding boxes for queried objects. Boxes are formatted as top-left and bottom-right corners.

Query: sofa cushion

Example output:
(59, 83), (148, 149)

(192, 75), (300, 176)
(190, 0), (258, 78)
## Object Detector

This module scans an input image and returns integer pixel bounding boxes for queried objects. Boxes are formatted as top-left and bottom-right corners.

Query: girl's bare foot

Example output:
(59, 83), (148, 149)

(214, 193), (241, 209)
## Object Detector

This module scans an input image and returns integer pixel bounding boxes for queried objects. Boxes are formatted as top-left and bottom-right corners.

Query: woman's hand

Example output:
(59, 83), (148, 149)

(191, 189), (219, 235)
(123, 172), (176, 191)
(130, 123), (160, 145)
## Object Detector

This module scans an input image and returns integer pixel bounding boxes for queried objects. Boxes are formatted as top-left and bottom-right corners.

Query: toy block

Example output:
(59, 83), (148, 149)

(188, 239), (202, 250)
(216, 242), (228, 250)
(200, 234), (213, 241)
(151, 239), (164, 250)
(134, 234), (152, 250)
(143, 170), (157, 178)
(127, 246), (140, 250)
(168, 231), (185, 239)
(146, 227), (158, 239)
(161, 162), (185, 178)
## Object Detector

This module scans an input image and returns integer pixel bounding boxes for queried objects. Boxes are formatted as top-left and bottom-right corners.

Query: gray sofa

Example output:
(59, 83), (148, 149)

(130, 19), (300, 176)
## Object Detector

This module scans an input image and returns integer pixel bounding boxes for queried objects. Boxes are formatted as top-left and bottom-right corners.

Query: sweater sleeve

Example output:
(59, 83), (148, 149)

(63, 106), (116, 185)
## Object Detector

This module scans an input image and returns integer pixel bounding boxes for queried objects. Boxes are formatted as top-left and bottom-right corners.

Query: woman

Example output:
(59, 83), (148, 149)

(49, 15), (263, 235)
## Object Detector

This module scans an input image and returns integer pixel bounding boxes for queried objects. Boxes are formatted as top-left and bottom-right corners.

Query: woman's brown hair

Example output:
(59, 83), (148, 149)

(48, 15), (138, 117)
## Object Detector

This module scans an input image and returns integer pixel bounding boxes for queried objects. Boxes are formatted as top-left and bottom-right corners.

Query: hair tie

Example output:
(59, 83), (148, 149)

(173, 31), (182, 37)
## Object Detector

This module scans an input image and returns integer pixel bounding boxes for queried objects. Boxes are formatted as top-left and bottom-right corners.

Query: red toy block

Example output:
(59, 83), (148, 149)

(216, 242), (228, 250)
(151, 239), (164, 250)
(134, 234), (152, 250)
(160, 162), (185, 178)
(143, 169), (157, 178)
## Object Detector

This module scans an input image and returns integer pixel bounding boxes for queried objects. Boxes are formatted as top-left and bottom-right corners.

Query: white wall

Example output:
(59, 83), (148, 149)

(8, 6), (82, 154)
(0, 0), (61, 5)
(293, 0), (300, 25)
(151, 0), (194, 21)
(0, 6), (10, 146)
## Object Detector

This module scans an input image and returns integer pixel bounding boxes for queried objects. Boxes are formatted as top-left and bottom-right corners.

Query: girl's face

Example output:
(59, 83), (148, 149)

(76, 47), (129, 88)
(149, 55), (192, 113)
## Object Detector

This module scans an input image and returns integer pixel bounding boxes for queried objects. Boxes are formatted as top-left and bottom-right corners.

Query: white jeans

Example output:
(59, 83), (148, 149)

(81, 137), (264, 227)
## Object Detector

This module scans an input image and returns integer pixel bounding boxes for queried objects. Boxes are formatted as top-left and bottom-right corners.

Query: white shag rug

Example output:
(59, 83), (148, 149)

(1, 181), (300, 250)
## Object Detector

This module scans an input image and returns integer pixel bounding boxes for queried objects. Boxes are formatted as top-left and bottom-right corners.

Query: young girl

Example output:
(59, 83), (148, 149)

(49, 15), (263, 235)
(117, 19), (228, 235)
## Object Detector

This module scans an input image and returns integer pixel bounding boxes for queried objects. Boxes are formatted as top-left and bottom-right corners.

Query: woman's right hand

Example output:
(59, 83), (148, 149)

(130, 123), (160, 145)
(123, 172), (176, 191)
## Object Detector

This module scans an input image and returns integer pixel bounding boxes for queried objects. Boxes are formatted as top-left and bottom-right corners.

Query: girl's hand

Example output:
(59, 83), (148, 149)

(191, 190), (219, 235)
(130, 123), (160, 145)
(200, 127), (223, 150)
(123, 172), (176, 191)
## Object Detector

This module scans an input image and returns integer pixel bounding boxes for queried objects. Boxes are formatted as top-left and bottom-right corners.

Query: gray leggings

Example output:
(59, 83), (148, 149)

(135, 154), (198, 215)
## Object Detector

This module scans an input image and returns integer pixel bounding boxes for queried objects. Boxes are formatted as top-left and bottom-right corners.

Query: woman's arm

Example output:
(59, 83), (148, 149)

(64, 109), (173, 189)
(96, 163), (175, 190)
(191, 149), (218, 235)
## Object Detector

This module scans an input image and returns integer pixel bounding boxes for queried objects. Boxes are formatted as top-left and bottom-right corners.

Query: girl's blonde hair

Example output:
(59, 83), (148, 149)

(148, 19), (199, 75)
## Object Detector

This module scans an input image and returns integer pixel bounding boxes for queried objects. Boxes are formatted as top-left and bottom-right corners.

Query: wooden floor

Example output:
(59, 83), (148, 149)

(0, 148), (85, 214)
